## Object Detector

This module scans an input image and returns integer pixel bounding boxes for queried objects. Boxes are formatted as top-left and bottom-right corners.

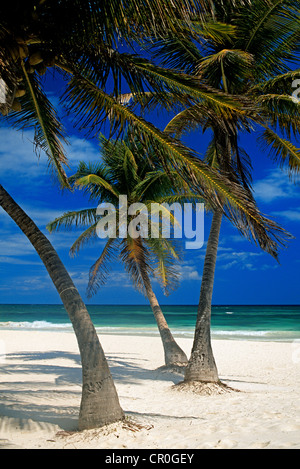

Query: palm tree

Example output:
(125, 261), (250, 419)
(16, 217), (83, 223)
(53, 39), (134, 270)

(0, 0), (220, 430)
(146, 0), (300, 388)
(0, 0), (294, 425)
(47, 135), (189, 367)
(0, 184), (125, 429)
(0, 1), (281, 247)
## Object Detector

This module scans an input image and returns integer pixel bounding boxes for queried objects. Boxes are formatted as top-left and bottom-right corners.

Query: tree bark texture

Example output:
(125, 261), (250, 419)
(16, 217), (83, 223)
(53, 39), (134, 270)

(144, 279), (188, 366)
(0, 183), (124, 430)
(184, 209), (223, 383)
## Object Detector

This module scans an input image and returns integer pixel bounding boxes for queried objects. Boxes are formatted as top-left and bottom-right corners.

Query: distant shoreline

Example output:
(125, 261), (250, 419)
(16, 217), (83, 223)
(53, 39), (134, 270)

(1, 303), (299, 342)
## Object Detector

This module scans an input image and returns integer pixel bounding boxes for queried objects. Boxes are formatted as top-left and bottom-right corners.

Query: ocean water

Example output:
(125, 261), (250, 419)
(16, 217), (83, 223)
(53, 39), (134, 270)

(0, 304), (299, 342)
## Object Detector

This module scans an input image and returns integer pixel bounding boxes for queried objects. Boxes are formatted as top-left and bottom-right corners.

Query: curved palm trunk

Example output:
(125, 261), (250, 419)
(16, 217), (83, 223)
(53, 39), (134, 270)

(184, 209), (223, 383)
(0, 183), (124, 430)
(143, 276), (188, 366)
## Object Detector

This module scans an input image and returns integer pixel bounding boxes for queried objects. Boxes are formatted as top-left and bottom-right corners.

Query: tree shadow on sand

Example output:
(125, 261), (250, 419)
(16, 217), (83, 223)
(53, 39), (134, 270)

(0, 349), (243, 431)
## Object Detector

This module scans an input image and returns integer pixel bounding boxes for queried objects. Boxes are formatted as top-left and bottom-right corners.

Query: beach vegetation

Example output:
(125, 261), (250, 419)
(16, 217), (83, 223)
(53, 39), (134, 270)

(145, 0), (300, 390)
(47, 134), (190, 367)
(0, 0), (299, 428)
(0, 0), (214, 430)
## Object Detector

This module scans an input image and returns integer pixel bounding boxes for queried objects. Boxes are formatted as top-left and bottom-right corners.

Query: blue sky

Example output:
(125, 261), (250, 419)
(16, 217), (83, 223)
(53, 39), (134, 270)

(0, 76), (300, 305)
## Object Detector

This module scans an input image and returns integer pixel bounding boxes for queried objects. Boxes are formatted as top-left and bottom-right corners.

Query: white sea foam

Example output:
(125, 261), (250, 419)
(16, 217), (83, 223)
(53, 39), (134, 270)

(0, 321), (298, 342)
(0, 321), (72, 330)
(212, 329), (268, 337)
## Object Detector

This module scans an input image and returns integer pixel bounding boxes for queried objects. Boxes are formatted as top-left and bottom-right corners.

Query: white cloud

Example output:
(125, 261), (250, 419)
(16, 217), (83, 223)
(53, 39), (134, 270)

(272, 209), (300, 222)
(0, 128), (100, 181)
(0, 128), (45, 177)
(214, 247), (275, 271)
(178, 262), (201, 281)
(0, 273), (55, 292)
(0, 256), (41, 265)
(253, 169), (299, 203)
(67, 136), (100, 166)
(0, 232), (35, 256)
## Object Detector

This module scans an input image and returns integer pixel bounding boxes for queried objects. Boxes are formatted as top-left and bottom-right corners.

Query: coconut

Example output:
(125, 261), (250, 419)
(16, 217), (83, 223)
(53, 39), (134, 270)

(29, 51), (43, 66)
(15, 88), (26, 98)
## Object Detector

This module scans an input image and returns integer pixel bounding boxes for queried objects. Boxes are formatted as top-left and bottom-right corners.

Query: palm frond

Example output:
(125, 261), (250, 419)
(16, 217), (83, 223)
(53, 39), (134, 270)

(130, 58), (251, 112)
(131, 170), (173, 201)
(253, 69), (300, 96)
(6, 65), (69, 187)
(258, 126), (300, 177)
(257, 93), (300, 139)
(75, 174), (120, 199)
(60, 70), (248, 205)
(239, 0), (300, 77)
(67, 73), (290, 257)
(191, 20), (237, 46)
(87, 237), (120, 298)
(47, 208), (98, 233)
(120, 237), (152, 295)
(148, 34), (204, 74)
(146, 237), (182, 296)
(196, 48), (254, 94)
(70, 223), (99, 256)
(164, 102), (240, 138)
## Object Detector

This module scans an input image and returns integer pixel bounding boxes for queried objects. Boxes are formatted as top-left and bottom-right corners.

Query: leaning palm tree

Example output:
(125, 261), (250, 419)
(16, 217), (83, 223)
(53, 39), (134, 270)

(0, 0), (221, 430)
(146, 0), (300, 389)
(0, 0), (293, 425)
(47, 135), (190, 367)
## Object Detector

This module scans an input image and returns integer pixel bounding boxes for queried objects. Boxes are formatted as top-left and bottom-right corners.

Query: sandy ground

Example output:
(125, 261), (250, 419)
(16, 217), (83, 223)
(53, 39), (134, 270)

(0, 330), (300, 449)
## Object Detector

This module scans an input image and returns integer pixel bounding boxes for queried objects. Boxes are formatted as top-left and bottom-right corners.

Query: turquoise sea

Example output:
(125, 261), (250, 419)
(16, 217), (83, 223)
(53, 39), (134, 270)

(0, 304), (300, 342)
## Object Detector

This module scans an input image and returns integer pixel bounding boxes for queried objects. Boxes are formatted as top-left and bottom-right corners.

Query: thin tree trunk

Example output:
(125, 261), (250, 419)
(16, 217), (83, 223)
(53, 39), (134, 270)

(143, 277), (188, 367)
(184, 209), (223, 383)
(0, 183), (124, 430)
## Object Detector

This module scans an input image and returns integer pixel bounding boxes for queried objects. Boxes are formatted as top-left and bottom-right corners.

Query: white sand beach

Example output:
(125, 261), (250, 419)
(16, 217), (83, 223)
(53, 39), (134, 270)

(0, 330), (300, 449)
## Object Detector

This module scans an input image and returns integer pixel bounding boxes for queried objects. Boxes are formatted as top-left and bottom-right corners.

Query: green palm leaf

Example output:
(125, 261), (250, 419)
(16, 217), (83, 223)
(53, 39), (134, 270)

(75, 174), (120, 199)
(70, 223), (99, 256)
(257, 94), (300, 139)
(259, 127), (300, 176)
(47, 208), (98, 232)
(120, 237), (152, 294)
(87, 237), (120, 298)
(146, 237), (181, 295)
(6, 66), (69, 187)
(254, 69), (300, 95)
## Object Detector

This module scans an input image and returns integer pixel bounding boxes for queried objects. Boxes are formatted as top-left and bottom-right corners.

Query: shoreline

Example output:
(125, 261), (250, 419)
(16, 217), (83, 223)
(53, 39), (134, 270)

(1, 303), (299, 344)
(1, 324), (299, 343)
(0, 330), (300, 449)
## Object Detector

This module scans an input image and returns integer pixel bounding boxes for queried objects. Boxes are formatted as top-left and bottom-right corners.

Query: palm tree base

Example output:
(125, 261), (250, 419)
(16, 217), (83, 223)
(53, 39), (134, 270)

(172, 380), (238, 396)
(78, 405), (125, 431)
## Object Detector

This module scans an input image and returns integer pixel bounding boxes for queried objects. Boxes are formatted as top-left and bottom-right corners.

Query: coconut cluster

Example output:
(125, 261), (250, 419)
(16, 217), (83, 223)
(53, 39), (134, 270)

(2, 37), (58, 113)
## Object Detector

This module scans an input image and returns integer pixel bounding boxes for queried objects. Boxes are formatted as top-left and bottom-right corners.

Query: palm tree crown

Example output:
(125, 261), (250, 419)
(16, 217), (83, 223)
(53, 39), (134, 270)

(148, 0), (300, 257)
(48, 134), (188, 297)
